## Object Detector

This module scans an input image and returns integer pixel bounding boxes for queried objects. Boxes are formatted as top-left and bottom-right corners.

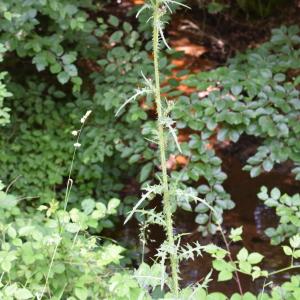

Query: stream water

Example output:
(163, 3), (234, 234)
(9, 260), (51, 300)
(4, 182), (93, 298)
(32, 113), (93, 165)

(105, 0), (300, 294)
(112, 137), (300, 295)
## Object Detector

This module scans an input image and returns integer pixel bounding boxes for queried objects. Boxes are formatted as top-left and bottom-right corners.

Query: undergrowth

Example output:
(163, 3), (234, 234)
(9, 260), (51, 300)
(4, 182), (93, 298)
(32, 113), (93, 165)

(1, 0), (300, 299)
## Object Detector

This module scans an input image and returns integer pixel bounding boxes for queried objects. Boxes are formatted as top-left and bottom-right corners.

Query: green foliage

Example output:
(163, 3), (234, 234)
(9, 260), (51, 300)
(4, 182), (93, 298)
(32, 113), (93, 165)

(2, 0), (300, 298)
(0, 183), (137, 299)
(0, 0), (100, 91)
(172, 102), (234, 235)
(0, 43), (11, 126)
(184, 25), (300, 181)
(236, 0), (286, 17)
(258, 186), (300, 244)
(0, 9), (157, 206)
(1, 0), (234, 236)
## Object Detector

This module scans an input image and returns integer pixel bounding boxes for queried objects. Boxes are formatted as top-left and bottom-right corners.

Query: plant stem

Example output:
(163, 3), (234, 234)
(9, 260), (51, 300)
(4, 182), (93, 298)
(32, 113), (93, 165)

(152, 2), (179, 296)
(269, 264), (300, 276)
(218, 228), (243, 295)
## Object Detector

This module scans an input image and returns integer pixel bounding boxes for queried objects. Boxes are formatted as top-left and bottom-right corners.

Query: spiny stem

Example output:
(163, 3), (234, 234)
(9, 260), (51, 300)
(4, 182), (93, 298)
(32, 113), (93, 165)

(152, 1), (179, 296)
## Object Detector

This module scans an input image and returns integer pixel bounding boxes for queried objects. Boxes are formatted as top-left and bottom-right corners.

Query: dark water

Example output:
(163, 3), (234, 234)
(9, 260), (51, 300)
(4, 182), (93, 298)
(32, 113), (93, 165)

(105, 1), (300, 294)
(112, 137), (300, 295)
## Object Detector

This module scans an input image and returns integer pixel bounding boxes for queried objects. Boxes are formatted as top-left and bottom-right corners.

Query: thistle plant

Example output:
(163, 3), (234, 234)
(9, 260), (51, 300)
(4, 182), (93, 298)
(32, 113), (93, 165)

(117, 2), (300, 298)
(117, 0), (189, 295)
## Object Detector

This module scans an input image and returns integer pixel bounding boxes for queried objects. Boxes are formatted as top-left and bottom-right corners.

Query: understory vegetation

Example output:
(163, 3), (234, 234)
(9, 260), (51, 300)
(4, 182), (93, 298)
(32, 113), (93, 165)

(1, 0), (300, 299)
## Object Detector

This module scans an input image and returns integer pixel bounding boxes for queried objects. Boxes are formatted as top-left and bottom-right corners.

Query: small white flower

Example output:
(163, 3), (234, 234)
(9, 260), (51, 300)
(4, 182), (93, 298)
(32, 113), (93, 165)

(44, 234), (62, 246)
(80, 110), (92, 124)
(71, 130), (78, 136)
(74, 142), (81, 148)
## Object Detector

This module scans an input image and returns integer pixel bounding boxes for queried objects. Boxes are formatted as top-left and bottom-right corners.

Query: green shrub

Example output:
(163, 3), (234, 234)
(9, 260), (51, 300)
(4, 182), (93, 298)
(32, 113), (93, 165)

(184, 25), (300, 180)
(0, 182), (132, 299)
(0, 43), (11, 126)
(258, 186), (300, 245)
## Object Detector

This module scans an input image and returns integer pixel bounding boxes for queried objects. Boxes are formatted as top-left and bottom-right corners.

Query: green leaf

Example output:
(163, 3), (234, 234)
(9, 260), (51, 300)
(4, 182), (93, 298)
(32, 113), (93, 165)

(92, 203), (106, 219)
(260, 69), (272, 79)
(250, 166), (262, 178)
(239, 260), (252, 274)
(195, 203), (209, 213)
(247, 252), (263, 264)
(62, 52), (77, 64)
(75, 287), (88, 300)
(129, 154), (140, 164)
(195, 213), (209, 225)
(1, 260), (11, 272)
(198, 185), (210, 194)
(207, 292), (227, 300)
(107, 198), (120, 214)
(244, 292), (257, 300)
(14, 288), (33, 300)
(257, 186), (268, 201)
(140, 162), (153, 182)
(110, 31), (124, 43)
(273, 73), (286, 82)
(207, 2), (225, 14)
(229, 226), (243, 242)
(0, 192), (18, 208)
(57, 71), (70, 84)
(231, 85), (243, 96)
(123, 22), (132, 33)
(237, 247), (248, 261)
(81, 198), (95, 215)
(290, 235), (300, 248)
(64, 64), (78, 77)
(262, 159), (273, 172)
(218, 270), (233, 281)
(108, 15), (119, 27)
(65, 223), (81, 233)
(50, 63), (62, 74)
(4, 11), (12, 21)
(270, 188), (281, 200)
(282, 245), (293, 256)
(7, 226), (17, 239)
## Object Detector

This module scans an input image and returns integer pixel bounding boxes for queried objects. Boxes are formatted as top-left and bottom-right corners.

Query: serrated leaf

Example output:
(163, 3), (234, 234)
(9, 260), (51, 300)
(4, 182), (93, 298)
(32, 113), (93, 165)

(65, 223), (81, 233)
(75, 287), (88, 300)
(270, 188), (281, 200)
(107, 198), (120, 214)
(14, 288), (33, 300)
(237, 247), (248, 261)
(218, 270), (233, 281)
(81, 198), (95, 215)
(239, 260), (252, 274)
(282, 245), (293, 256)
(247, 252), (263, 264)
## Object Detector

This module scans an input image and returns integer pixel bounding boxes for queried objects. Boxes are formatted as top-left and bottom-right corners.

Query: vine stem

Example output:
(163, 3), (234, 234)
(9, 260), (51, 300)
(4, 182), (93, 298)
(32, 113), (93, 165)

(152, 2), (179, 296)
(269, 264), (300, 276)
(218, 227), (243, 295)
